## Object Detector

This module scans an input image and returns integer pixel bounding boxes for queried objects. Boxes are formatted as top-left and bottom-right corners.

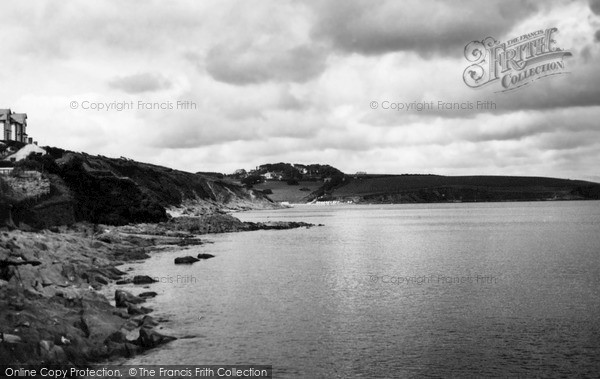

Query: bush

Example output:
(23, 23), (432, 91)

(241, 174), (263, 187)
(13, 153), (60, 174)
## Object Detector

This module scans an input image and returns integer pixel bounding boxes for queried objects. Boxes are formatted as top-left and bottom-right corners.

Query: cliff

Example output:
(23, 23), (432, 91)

(0, 148), (277, 229)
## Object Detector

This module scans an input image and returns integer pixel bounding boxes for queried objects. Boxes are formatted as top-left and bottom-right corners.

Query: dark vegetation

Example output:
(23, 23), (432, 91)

(195, 171), (224, 179)
(314, 174), (600, 203)
(241, 174), (264, 187)
(235, 162), (344, 182)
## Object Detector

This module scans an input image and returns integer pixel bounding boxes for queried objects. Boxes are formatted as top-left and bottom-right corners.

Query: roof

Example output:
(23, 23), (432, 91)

(0, 109), (10, 121)
(10, 113), (27, 124)
(4, 144), (46, 162)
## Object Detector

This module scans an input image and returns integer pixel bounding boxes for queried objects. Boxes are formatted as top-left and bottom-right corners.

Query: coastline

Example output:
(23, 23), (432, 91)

(0, 212), (313, 367)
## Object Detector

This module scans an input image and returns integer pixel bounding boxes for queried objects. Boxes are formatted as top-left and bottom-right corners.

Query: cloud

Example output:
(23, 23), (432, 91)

(0, 0), (598, 181)
(590, 0), (600, 14)
(206, 42), (327, 85)
(309, 0), (541, 57)
(108, 73), (172, 93)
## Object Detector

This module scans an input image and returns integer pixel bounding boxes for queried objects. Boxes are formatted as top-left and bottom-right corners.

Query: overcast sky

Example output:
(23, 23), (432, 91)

(2, 0), (599, 181)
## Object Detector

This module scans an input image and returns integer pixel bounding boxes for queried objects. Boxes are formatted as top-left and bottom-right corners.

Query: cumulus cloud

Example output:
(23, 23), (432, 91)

(308, 0), (542, 57)
(0, 0), (597, 180)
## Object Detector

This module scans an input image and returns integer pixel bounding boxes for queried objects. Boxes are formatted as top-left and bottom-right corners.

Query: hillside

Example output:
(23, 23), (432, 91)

(247, 180), (323, 203)
(0, 148), (276, 228)
(313, 174), (600, 203)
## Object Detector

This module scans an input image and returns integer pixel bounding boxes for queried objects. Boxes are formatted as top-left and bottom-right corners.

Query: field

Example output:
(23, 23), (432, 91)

(330, 175), (600, 202)
(334, 175), (595, 196)
(251, 180), (323, 203)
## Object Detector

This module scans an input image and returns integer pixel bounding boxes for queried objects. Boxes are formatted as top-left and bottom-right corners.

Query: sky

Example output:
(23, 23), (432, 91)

(1, 0), (599, 181)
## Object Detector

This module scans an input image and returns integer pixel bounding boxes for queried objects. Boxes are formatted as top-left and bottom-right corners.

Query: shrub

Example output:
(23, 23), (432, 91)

(241, 174), (263, 187)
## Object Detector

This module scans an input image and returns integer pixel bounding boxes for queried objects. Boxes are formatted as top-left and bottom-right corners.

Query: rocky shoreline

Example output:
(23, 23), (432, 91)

(0, 213), (313, 366)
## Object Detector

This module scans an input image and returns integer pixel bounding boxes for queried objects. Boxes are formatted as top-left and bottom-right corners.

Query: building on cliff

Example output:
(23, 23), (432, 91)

(1, 108), (35, 144)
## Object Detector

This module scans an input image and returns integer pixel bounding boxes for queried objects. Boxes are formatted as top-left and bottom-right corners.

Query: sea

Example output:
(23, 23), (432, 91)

(120, 201), (600, 378)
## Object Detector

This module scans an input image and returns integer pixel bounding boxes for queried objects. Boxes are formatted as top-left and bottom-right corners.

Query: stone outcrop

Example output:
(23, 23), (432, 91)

(174, 256), (199, 264)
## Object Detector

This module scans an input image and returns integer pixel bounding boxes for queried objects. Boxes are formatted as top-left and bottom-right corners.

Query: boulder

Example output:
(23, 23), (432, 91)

(137, 328), (176, 349)
(38, 340), (67, 363)
(174, 256), (199, 264)
(127, 304), (153, 316)
(132, 275), (158, 284)
(115, 289), (145, 307)
(79, 309), (127, 341)
(138, 291), (157, 299)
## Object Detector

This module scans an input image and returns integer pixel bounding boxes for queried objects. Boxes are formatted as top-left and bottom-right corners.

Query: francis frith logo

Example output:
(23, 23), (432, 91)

(463, 27), (572, 92)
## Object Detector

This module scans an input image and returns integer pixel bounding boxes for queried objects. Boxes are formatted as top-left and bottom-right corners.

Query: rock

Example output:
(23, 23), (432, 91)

(127, 304), (153, 316)
(177, 238), (203, 247)
(115, 289), (145, 307)
(138, 291), (157, 299)
(197, 253), (215, 260)
(121, 319), (141, 332)
(105, 331), (127, 344)
(78, 309), (127, 341)
(39, 339), (53, 352)
(34, 241), (48, 251)
(90, 241), (104, 249)
(132, 275), (158, 284)
(105, 341), (142, 358)
(116, 278), (132, 285)
(124, 342), (143, 356)
(38, 340), (67, 363)
(137, 328), (176, 349)
(174, 256), (199, 264)
(106, 266), (127, 277)
(112, 309), (130, 319)
(0, 258), (42, 266)
(2, 333), (22, 343)
(140, 315), (159, 328)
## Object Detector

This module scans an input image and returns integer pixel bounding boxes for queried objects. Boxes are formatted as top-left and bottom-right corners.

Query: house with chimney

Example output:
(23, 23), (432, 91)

(1, 109), (34, 144)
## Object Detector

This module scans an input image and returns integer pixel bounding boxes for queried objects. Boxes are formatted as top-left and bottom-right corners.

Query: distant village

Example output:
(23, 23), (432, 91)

(227, 163), (347, 185)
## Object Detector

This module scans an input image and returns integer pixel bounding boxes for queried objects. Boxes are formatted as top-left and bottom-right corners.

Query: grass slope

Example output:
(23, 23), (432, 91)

(326, 175), (600, 203)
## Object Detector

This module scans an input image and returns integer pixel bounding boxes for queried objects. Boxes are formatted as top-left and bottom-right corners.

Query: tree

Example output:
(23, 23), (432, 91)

(241, 174), (263, 187)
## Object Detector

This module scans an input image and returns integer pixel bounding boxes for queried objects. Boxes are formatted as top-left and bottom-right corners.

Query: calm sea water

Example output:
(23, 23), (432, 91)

(121, 201), (600, 377)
